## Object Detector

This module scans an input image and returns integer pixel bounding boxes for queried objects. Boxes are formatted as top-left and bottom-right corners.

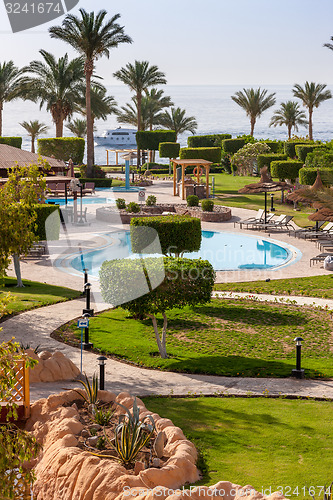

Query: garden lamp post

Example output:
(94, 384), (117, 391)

(292, 337), (304, 379)
(83, 268), (88, 295)
(82, 312), (92, 351)
(83, 282), (94, 317)
(270, 194), (275, 212)
(97, 356), (107, 390)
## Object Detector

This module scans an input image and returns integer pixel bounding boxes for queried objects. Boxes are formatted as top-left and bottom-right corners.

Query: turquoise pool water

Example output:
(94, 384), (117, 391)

(68, 230), (300, 275)
(46, 197), (115, 206)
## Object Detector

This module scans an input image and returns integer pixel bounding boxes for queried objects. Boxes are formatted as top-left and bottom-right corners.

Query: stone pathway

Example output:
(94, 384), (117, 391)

(1, 294), (332, 402)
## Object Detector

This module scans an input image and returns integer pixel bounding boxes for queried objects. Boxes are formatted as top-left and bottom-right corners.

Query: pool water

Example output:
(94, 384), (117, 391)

(69, 230), (300, 275)
(46, 197), (115, 206)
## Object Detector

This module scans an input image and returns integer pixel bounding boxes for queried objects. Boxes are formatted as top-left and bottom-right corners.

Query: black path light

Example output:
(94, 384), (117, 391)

(83, 282), (94, 317)
(270, 193), (275, 212)
(82, 268), (88, 295)
(97, 356), (107, 390)
(292, 337), (305, 379)
(82, 312), (92, 351)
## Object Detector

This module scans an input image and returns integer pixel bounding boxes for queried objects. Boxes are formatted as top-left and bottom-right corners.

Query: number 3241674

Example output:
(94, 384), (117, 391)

(5, 3), (62, 14)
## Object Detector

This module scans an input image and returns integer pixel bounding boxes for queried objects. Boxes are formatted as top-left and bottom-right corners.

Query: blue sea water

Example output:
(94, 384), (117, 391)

(5, 84), (333, 165)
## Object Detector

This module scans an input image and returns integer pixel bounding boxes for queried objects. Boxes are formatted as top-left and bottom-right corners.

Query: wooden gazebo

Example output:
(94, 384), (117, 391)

(171, 159), (212, 200)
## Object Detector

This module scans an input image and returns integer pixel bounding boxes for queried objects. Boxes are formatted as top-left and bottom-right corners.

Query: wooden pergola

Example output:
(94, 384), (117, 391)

(171, 159), (212, 200)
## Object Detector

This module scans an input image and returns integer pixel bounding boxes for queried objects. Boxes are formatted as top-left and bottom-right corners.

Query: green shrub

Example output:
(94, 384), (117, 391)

(79, 178), (112, 188)
(136, 130), (176, 151)
(146, 195), (157, 206)
(187, 195), (199, 207)
(116, 198), (126, 209)
(201, 199), (214, 212)
(299, 167), (333, 186)
(38, 137), (85, 164)
(222, 138), (245, 154)
(187, 134), (232, 148)
(149, 168), (170, 175)
(305, 149), (333, 169)
(80, 165), (106, 178)
(237, 134), (256, 144)
(270, 160), (303, 182)
(295, 144), (324, 163)
(141, 162), (167, 171)
(0, 137), (22, 148)
(130, 215), (202, 255)
(32, 204), (60, 241)
(257, 154), (288, 172)
(262, 140), (284, 153)
(126, 202), (140, 213)
(159, 142), (180, 158)
(179, 147), (221, 164)
(284, 141), (308, 158)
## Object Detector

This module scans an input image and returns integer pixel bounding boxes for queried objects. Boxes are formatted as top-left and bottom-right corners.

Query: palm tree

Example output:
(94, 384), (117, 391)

(66, 118), (87, 137)
(231, 88), (276, 136)
(269, 101), (308, 139)
(145, 88), (173, 130)
(0, 61), (25, 136)
(75, 83), (118, 127)
(19, 120), (49, 152)
(21, 50), (84, 137)
(292, 82), (332, 140)
(158, 107), (198, 141)
(113, 60), (167, 165)
(49, 9), (132, 176)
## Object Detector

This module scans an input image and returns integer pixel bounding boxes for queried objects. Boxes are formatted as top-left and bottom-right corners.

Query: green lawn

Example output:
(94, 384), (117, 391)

(0, 277), (81, 318)
(214, 275), (333, 299)
(142, 396), (333, 499)
(57, 298), (333, 378)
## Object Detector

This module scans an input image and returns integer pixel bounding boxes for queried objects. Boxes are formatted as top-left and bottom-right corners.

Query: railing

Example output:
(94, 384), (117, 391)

(0, 357), (30, 421)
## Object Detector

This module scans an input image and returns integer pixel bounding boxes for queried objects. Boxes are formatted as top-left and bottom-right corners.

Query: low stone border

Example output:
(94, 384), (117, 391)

(26, 390), (284, 500)
(26, 349), (80, 383)
(96, 204), (231, 224)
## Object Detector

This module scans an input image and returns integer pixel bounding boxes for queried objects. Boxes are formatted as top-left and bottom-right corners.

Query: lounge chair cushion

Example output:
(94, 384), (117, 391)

(324, 255), (333, 270)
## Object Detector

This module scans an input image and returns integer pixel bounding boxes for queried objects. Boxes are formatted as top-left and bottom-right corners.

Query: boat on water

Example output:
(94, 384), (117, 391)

(94, 127), (137, 147)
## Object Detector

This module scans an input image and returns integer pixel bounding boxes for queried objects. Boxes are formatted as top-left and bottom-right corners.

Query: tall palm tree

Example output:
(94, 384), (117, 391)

(0, 61), (25, 136)
(231, 87), (276, 136)
(269, 101), (308, 139)
(158, 107), (197, 141)
(66, 118), (87, 137)
(113, 60), (167, 165)
(292, 82), (332, 140)
(49, 9), (132, 176)
(145, 88), (173, 130)
(116, 90), (172, 130)
(75, 83), (118, 127)
(20, 50), (84, 137)
(19, 120), (49, 152)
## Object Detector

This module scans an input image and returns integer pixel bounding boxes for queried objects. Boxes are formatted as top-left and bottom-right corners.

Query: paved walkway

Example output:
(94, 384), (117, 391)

(1, 294), (332, 402)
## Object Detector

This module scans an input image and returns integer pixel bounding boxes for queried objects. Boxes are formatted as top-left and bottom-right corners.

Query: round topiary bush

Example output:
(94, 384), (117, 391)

(126, 202), (140, 213)
(116, 198), (126, 210)
(187, 195), (199, 207)
(201, 199), (214, 212)
(146, 195), (157, 206)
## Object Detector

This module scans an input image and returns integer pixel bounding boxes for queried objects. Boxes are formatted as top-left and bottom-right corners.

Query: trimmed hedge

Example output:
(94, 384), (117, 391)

(270, 161), (303, 182)
(263, 140), (284, 153)
(299, 167), (333, 186)
(78, 178), (112, 187)
(0, 137), (22, 148)
(295, 144), (325, 163)
(284, 141), (308, 159)
(222, 138), (245, 154)
(187, 134), (232, 148)
(305, 150), (333, 169)
(257, 154), (288, 172)
(159, 142), (180, 158)
(179, 147), (221, 164)
(136, 130), (176, 151)
(187, 195), (199, 207)
(38, 138), (85, 164)
(33, 204), (60, 241)
(130, 215), (202, 255)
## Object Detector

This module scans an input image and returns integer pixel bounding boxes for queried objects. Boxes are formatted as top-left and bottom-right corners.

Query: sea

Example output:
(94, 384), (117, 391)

(4, 84), (333, 165)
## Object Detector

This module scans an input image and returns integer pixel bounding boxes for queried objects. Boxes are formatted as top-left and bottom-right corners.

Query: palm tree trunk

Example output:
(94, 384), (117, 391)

(250, 117), (255, 136)
(308, 108), (313, 141)
(137, 91), (142, 168)
(55, 119), (63, 138)
(85, 59), (94, 176)
(31, 136), (35, 153)
(0, 101), (2, 136)
(288, 124), (292, 140)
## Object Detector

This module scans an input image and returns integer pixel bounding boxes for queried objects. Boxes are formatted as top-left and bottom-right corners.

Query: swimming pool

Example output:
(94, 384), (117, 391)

(65, 230), (301, 276)
(46, 197), (115, 206)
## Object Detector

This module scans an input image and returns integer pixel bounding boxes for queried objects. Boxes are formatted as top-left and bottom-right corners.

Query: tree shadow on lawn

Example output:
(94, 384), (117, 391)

(191, 304), (307, 327)
(163, 354), (295, 378)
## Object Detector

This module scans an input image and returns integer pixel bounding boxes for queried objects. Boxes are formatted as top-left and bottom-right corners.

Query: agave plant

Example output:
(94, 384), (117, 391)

(105, 397), (155, 464)
(74, 372), (99, 412)
(94, 407), (114, 426)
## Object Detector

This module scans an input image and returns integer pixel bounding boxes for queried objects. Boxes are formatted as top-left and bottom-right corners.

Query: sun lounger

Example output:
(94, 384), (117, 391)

(289, 221), (326, 238)
(247, 212), (275, 229)
(303, 222), (333, 240)
(234, 209), (264, 228)
(310, 253), (333, 266)
(47, 182), (57, 195)
(83, 182), (95, 195)
(255, 214), (294, 232)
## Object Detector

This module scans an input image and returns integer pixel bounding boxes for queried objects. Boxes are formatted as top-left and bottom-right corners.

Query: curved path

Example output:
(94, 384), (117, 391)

(1, 294), (333, 402)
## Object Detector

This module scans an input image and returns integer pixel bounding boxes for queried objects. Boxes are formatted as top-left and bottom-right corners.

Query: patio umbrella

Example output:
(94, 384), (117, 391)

(308, 207), (333, 222)
(238, 167), (293, 224)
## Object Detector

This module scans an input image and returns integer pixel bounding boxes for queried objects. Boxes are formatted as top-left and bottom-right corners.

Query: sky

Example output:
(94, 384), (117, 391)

(0, 0), (333, 86)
